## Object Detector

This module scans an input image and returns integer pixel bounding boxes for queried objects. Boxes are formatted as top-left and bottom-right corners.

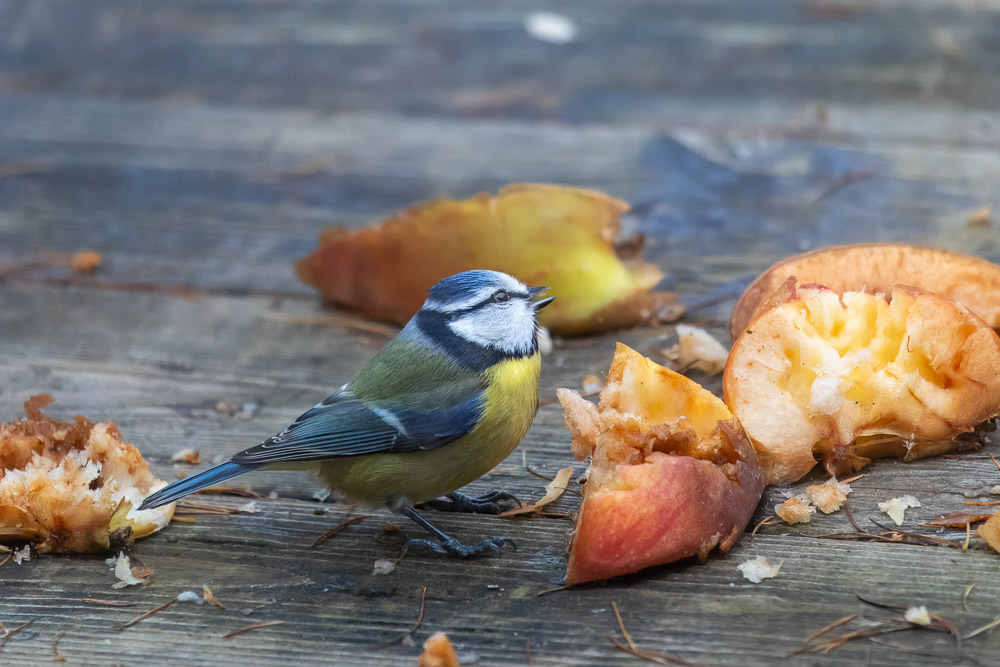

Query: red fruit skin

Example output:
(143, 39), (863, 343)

(565, 444), (766, 586)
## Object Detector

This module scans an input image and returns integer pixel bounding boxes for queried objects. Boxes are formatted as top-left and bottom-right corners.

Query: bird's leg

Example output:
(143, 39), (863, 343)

(421, 490), (521, 515)
(400, 506), (516, 558)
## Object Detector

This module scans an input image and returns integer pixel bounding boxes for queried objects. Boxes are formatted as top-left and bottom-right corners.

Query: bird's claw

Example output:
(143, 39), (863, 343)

(401, 535), (517, 558)
(422, 490), (521, 515)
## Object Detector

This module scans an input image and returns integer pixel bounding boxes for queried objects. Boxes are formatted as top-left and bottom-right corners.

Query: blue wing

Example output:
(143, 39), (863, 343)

(230, 389), (486, 465)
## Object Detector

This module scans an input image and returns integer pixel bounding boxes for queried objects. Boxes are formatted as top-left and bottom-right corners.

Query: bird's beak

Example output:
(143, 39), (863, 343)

(528, 286), (555, 310)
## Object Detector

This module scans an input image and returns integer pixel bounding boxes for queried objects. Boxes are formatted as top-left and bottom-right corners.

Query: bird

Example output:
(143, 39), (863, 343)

(139, 270), (554, 558)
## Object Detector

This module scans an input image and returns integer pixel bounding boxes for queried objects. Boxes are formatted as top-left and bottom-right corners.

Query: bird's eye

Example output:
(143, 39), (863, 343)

(491, 290), (511, 303)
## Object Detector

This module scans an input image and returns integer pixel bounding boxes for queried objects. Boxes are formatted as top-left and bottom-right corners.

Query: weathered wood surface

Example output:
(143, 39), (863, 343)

(2, 0), (1000, 664)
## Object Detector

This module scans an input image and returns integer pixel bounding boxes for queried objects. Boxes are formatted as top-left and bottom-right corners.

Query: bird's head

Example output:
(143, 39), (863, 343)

(418, 270), (554, 358)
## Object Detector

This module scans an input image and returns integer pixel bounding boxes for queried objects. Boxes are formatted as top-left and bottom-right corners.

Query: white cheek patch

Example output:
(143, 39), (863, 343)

(448, 301), (536, 355)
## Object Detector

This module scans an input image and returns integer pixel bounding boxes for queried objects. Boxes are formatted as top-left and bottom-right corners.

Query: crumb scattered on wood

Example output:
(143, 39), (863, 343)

(221, 620), (286, 640)
(967, 204), (992, 227)
(776, 496), (815, 524)
(171, 448), (201, 464)
(805, 478), (852, 513)
(878, 495), (920, 525)
(904, 606), (932, 626)
(372, 558), (396, 576)
(581, 374), (603, 394)
(312, 515), (370, 547)
(418, 631), (459, 667)
(653, 324), (728, 376)
(738, 556), (783, 583)
(108, 552), (150, 589)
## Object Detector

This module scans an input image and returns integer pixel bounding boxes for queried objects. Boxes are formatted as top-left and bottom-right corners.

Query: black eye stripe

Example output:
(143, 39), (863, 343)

(449, 290), (531, 316)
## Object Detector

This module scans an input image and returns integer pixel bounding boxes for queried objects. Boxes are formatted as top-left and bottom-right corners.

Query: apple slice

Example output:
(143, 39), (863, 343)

(730, 244), (1000, 341)
(724, 282), (1000, 484)
(558, 344), (765, 586)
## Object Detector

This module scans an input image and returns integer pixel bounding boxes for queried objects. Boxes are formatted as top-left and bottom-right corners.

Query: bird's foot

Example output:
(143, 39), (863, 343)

(402, 535), (517, 558)
(422, 490), (521, 515)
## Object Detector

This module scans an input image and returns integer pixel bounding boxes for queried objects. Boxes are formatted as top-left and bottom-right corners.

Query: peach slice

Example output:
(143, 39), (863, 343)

(730, 244), (1000, 341)
(724, 282), (1000, 484)
(558, 344), (765, 585)
(296, 184), (681, 336)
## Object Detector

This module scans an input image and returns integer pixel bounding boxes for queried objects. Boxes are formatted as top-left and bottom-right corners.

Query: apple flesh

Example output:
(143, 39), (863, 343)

(730, 243), (1000, 341)
(559, 344), (765, 586)
(724, 282), (1000, 484)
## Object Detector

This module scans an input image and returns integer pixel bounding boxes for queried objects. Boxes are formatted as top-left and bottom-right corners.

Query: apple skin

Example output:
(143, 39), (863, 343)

(564, 419), (766, 586)
(730, 243), (1000, 341)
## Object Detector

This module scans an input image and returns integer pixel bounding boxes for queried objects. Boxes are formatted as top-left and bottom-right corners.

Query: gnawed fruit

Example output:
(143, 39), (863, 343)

(296, 184), (681, 336)
(558, 343), (765, 585)
(724, 282), (1000, 484)
(0, 395), (173, 553)
(730, 243), (1000, 340)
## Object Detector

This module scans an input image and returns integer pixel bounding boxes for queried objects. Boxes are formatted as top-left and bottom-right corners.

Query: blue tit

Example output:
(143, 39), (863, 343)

(140, 270), (553, 557)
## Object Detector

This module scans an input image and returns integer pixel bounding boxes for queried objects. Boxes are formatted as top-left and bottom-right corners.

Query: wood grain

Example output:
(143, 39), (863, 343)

(2, 0), (1000, 664)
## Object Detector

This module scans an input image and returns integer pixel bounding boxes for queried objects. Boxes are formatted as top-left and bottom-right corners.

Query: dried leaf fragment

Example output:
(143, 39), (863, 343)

(499, 466), (573, 516)
(925, 511), (992, 528)
(976, 512), (1000, 553)
(656, 324), (729, 375)
(775, 496), (815, 524)
(296, 184), (680, 336)
(879, 495), (921, 526)
(738, 556), (783, 583)
(203, 585), (225, 610)
(418, 632), (459, 667)
(806, 478), (852, 514)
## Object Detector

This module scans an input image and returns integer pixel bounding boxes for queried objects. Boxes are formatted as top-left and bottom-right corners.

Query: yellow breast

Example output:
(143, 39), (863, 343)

(314, 353), (541, 505)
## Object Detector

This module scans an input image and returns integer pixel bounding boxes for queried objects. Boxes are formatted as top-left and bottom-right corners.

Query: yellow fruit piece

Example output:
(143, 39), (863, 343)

(296, 184), (680, 335)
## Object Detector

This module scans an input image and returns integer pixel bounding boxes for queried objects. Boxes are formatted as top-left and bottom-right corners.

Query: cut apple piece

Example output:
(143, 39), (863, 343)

(296, 184), (681, 336)
(558, 344), (765, 586)
(730, 244), (1000, 341)
(724, 282), (1000, 484)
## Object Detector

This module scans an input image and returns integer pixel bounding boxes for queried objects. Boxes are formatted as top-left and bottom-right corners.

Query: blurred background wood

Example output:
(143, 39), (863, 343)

(1, 0), (999, 664)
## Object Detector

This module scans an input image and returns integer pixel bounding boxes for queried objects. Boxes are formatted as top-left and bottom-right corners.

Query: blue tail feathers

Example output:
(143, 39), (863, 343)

(138, 461), (255, 510)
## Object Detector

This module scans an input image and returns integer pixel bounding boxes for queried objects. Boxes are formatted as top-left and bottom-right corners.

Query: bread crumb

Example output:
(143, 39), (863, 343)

(775, 496), (815, 524)
(879, 495), (921, 526)
(110, 552), (149, 589)
(372, 559), (395, 576)
(12, 545), (31, 564)
(177, 591), (203, 603)
(738, 556), (783, 583)
(170, 448), (201, 464)
(658, 325), (729, 375)
(904, 605), (932, 625)
(418, 631), (459, 667)
(806, 478), (852, 513)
